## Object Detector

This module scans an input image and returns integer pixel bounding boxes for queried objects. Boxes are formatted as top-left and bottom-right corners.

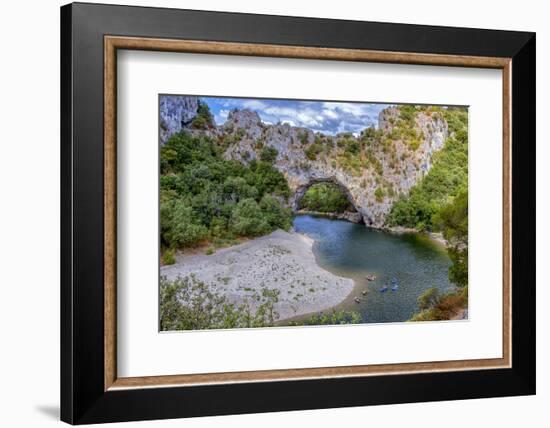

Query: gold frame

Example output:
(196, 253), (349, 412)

(104, 36), (512, 391)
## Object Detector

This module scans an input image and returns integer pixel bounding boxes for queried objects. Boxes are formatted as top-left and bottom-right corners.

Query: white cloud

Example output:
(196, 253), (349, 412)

(208, 97), (387, 135)
(214, 109), (230, 126)
(322, 108), (339, 119)
(242, 99), (269, 110)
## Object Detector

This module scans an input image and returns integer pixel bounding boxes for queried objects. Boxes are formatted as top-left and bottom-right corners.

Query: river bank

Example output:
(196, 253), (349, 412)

(161, 229), (355, 322)
(294, 209), (363, 224)
(294, 211), (449, 250)
(383, 225), (448, 248)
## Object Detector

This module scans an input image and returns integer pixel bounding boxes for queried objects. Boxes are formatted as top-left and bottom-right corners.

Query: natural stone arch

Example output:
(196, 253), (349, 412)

(292, 177), (365, 224)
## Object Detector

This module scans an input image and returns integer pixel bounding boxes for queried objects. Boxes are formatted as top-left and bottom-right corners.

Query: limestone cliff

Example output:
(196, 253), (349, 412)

(159, 96), (200, 144)
(160, 98), (449, 227)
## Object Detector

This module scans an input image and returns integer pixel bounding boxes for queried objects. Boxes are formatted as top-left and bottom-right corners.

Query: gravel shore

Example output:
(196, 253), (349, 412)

(161, 230), (354, 321)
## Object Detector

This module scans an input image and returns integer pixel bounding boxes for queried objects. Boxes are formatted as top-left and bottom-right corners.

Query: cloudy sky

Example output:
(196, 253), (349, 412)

(201, 96), (389, 135)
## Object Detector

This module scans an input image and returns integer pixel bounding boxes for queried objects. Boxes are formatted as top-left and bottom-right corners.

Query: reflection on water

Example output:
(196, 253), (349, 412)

(293, 214), (452, 323)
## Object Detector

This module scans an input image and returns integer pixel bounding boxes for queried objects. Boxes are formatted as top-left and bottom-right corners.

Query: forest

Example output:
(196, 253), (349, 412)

(160, 130), (292, 263)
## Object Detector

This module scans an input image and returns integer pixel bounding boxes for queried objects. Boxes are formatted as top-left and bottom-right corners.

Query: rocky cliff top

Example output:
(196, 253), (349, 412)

(225, 109), (262, 129)
(159, 96), (200, 144)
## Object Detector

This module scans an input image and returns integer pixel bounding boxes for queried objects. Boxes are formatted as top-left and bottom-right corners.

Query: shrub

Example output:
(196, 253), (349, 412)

(409, 138), (421, 151)
(160, 199), (208, 248)
(160, 275), (280, 330)
(259, 194), (292, 230)
(191, 101), (214, 129)
(399, 105), (417, 124)
(374, 187), (385, 202)
(410, 286), (468, 321)
(286, 310), (362, 326)
(304, 143), (323, 161)
(345, 139), (361, 155)
(161, 249), (176, 265)
(259, 146), (278, 163)
(298, 131), (309, 145)
(417, 287), (440, 310)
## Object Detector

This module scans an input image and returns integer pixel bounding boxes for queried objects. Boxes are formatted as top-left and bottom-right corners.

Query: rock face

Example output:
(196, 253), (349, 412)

(160, 98), (449, 227)
(159, 96), (200, 144)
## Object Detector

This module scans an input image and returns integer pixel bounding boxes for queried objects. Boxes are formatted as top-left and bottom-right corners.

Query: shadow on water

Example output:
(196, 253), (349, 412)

(293, 214), (452, 323)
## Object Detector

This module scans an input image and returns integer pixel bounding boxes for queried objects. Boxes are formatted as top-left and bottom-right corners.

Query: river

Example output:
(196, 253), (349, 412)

(293, 214), (453, 323)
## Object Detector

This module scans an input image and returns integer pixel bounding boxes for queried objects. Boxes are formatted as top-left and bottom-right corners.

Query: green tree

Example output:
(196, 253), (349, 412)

(222, 176), (258, 203)
(434, 189), (468, 287)
(259, 146), (278, 163)
(160, 198), (208, 248)
(374, 187), (385, 202)
(230, 198), (270, 236)
(304, 143), (322, 160)
(259, 194), (292, 230)
(159, 131), (292, 249)
(191, 101), (214, 129)
(300, 182), (353, 213)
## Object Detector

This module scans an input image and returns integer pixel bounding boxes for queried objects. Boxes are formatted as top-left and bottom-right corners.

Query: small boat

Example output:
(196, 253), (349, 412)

(391, 284), (399, 292)
(361, 290), (368, 296)
(354, 297), (361, 303)
(366, 275), (377, 281)
(390, 277), (398, 284)
(379, 286), (388, 293)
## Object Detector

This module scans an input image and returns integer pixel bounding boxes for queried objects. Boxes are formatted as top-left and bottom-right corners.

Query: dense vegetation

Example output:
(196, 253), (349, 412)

(160, 275), (280, 330)
(414, 189), (468, 321)
(160, 127), (292, 259)
(409, 192), (468, 321)
(410, 286), (468, 321)
(405, 111), (469, 321)
(299, 182), (354, 213)
(434, 189), (468, 287)
(387, 107), (468, 232)
(160, 274), (364, 330)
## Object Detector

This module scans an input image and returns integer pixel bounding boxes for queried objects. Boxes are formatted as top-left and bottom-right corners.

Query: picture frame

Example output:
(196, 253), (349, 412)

(60, 2), (535, 424)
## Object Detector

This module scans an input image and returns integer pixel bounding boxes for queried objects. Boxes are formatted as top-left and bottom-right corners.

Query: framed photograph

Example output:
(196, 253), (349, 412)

(61, 2), (535, 424)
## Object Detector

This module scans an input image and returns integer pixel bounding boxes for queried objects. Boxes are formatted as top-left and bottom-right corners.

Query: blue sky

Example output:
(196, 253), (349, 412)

(201, 97), (389, 135)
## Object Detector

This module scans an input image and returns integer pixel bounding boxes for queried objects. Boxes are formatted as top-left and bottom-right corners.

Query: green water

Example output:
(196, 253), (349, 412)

(292, 214), (453, 323)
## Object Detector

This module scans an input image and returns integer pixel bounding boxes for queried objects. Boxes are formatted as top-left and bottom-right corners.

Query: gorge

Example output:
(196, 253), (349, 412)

(158, 95), (469, 329)
(160, 95), (449, 227)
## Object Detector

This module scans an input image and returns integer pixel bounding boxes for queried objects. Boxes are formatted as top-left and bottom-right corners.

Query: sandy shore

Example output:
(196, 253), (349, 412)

(161, 230), (354, 321)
